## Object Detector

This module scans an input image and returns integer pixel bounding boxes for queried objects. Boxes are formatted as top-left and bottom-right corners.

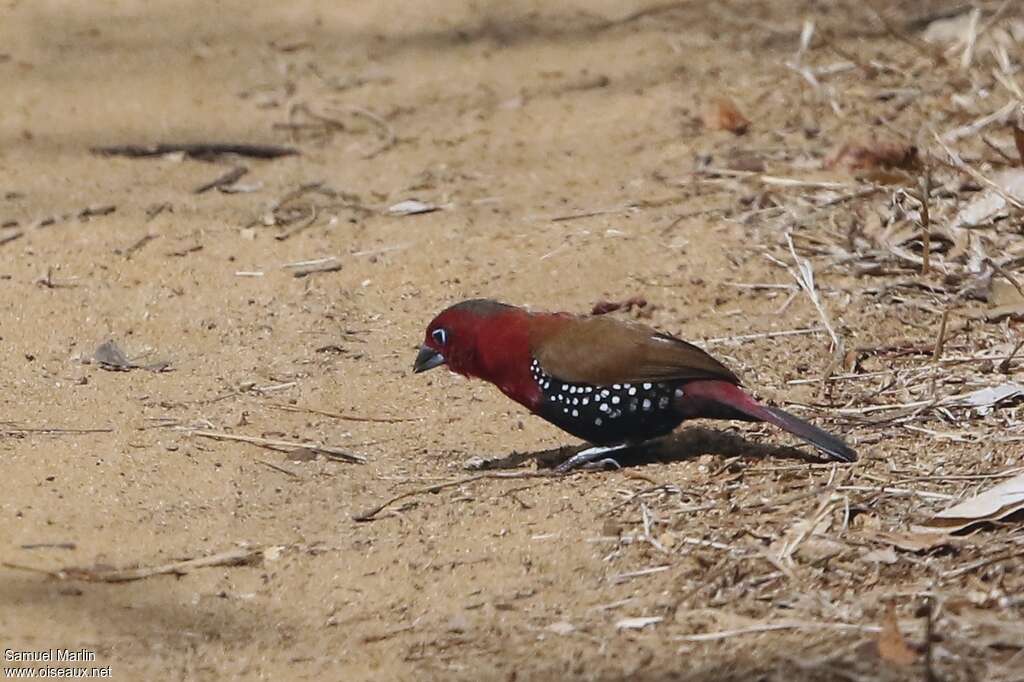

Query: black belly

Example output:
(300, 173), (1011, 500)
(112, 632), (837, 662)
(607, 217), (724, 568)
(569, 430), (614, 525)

(528, 359), (685, 445)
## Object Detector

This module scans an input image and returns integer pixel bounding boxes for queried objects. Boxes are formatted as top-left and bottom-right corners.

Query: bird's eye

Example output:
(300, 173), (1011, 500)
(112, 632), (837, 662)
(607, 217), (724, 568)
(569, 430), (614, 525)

(431, 328), (448, 346)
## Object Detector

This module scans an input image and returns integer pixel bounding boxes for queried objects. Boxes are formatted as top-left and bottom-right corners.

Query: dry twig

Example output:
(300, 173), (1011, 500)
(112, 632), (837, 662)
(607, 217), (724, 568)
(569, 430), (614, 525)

(3, 547), (267, 583)
(191, 430), (366, 464)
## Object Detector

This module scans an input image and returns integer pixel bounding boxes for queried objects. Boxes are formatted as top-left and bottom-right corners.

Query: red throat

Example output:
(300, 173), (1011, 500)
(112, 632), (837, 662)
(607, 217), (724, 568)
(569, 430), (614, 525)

(446, 310), (543, 410)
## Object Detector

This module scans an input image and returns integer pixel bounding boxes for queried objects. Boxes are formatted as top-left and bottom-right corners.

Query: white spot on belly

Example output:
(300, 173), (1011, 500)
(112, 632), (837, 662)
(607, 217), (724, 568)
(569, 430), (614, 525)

(611, 396), (620, 405)
(642, 399), (652, 411)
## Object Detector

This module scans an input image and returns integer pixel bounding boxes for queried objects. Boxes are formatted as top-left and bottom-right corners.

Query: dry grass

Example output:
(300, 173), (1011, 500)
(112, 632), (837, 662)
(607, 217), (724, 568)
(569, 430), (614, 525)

(583, 4), (1024, 678)
(2, 1), (1023, 680)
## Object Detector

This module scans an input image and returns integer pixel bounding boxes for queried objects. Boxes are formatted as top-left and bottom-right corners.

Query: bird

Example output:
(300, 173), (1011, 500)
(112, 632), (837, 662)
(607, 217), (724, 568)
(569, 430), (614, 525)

(413, 299), (856, 470)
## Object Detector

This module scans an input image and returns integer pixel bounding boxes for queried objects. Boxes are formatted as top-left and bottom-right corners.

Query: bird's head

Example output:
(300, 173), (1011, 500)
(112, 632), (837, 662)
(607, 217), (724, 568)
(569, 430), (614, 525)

(413, 299), (526, 380)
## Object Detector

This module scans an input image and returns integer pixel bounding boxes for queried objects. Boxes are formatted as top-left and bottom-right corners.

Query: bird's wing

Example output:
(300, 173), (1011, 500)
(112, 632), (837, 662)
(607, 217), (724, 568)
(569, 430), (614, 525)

(531, 315), (740, 385)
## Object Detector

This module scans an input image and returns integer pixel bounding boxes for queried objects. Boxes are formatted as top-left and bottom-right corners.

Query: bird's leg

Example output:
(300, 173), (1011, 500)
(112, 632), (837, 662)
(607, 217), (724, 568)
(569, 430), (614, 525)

(555, 443), (633, 473)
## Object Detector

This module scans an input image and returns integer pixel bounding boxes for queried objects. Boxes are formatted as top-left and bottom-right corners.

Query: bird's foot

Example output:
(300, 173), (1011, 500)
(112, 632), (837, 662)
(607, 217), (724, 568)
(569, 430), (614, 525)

(555, 444), (632, 473)
(579, 457), (622, 471)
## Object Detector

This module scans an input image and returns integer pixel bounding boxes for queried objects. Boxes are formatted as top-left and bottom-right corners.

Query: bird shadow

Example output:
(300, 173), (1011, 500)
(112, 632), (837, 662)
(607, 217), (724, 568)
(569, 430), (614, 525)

(469, 426), (827, 471)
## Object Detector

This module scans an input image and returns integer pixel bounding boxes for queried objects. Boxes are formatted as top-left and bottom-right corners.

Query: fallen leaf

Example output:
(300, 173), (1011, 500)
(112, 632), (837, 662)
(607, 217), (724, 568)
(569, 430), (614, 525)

(953, 191), (1007, 229)
(923, 12), (975, 43)
(387, 199), (439, 216)
(94, 339), (133, 371)
(872, 530), (950, 553)
(953, 382), (1024, 416)
(983, 280), (1024, 321)
(876, 605), (917, 666)
(547, 621), (576, 635)
(862, 547), (898, 565)
(93, 340), (172, 373)
(912, 471), (1024, 534)
(952, 168), (1024, 228)
(990, 279), (1024, 307)
(826, 140), (919, 172)
(703, 97), (749, 135)
(616, 616), (663, 630)
(979, 303), (1024, 322)
(925, 13), (1024, 50)
(795, 537), (846, 564)
(725, 153), (765, 173)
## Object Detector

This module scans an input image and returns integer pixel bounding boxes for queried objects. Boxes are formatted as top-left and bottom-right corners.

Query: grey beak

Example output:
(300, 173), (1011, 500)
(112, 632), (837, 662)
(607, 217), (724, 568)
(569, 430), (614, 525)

(413, 345), (446, 373)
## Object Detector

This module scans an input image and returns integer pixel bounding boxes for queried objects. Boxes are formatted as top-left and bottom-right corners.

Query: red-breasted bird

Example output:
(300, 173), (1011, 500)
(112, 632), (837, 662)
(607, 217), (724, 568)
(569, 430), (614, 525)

(414, 299), (856, 469)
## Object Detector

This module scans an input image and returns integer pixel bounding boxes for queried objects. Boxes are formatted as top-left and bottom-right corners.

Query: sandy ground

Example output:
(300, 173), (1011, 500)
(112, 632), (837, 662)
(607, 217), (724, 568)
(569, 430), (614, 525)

(1, 1), (1022, 680)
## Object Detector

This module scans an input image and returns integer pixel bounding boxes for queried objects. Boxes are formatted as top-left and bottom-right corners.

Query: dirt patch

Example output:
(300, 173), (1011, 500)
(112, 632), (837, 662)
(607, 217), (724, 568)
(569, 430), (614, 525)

(1, 1), (1021, 680)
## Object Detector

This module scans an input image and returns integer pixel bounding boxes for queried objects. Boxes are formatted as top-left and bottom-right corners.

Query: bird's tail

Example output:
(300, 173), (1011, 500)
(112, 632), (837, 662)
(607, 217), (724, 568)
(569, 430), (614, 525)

(677, 380), (857, 463)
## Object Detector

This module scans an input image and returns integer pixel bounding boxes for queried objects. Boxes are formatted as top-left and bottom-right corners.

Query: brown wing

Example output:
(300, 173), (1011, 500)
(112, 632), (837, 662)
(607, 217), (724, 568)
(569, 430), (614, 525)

(531, 314), (740, 386)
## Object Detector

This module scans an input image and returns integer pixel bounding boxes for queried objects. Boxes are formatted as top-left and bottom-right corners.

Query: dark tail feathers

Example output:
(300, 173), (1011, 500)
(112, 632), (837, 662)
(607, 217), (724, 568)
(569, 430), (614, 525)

(679, 380), (857, 462)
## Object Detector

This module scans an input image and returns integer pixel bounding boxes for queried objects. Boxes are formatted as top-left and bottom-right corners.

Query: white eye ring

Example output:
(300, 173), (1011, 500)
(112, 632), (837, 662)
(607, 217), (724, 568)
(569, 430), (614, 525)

(431, 328), (448, 346)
